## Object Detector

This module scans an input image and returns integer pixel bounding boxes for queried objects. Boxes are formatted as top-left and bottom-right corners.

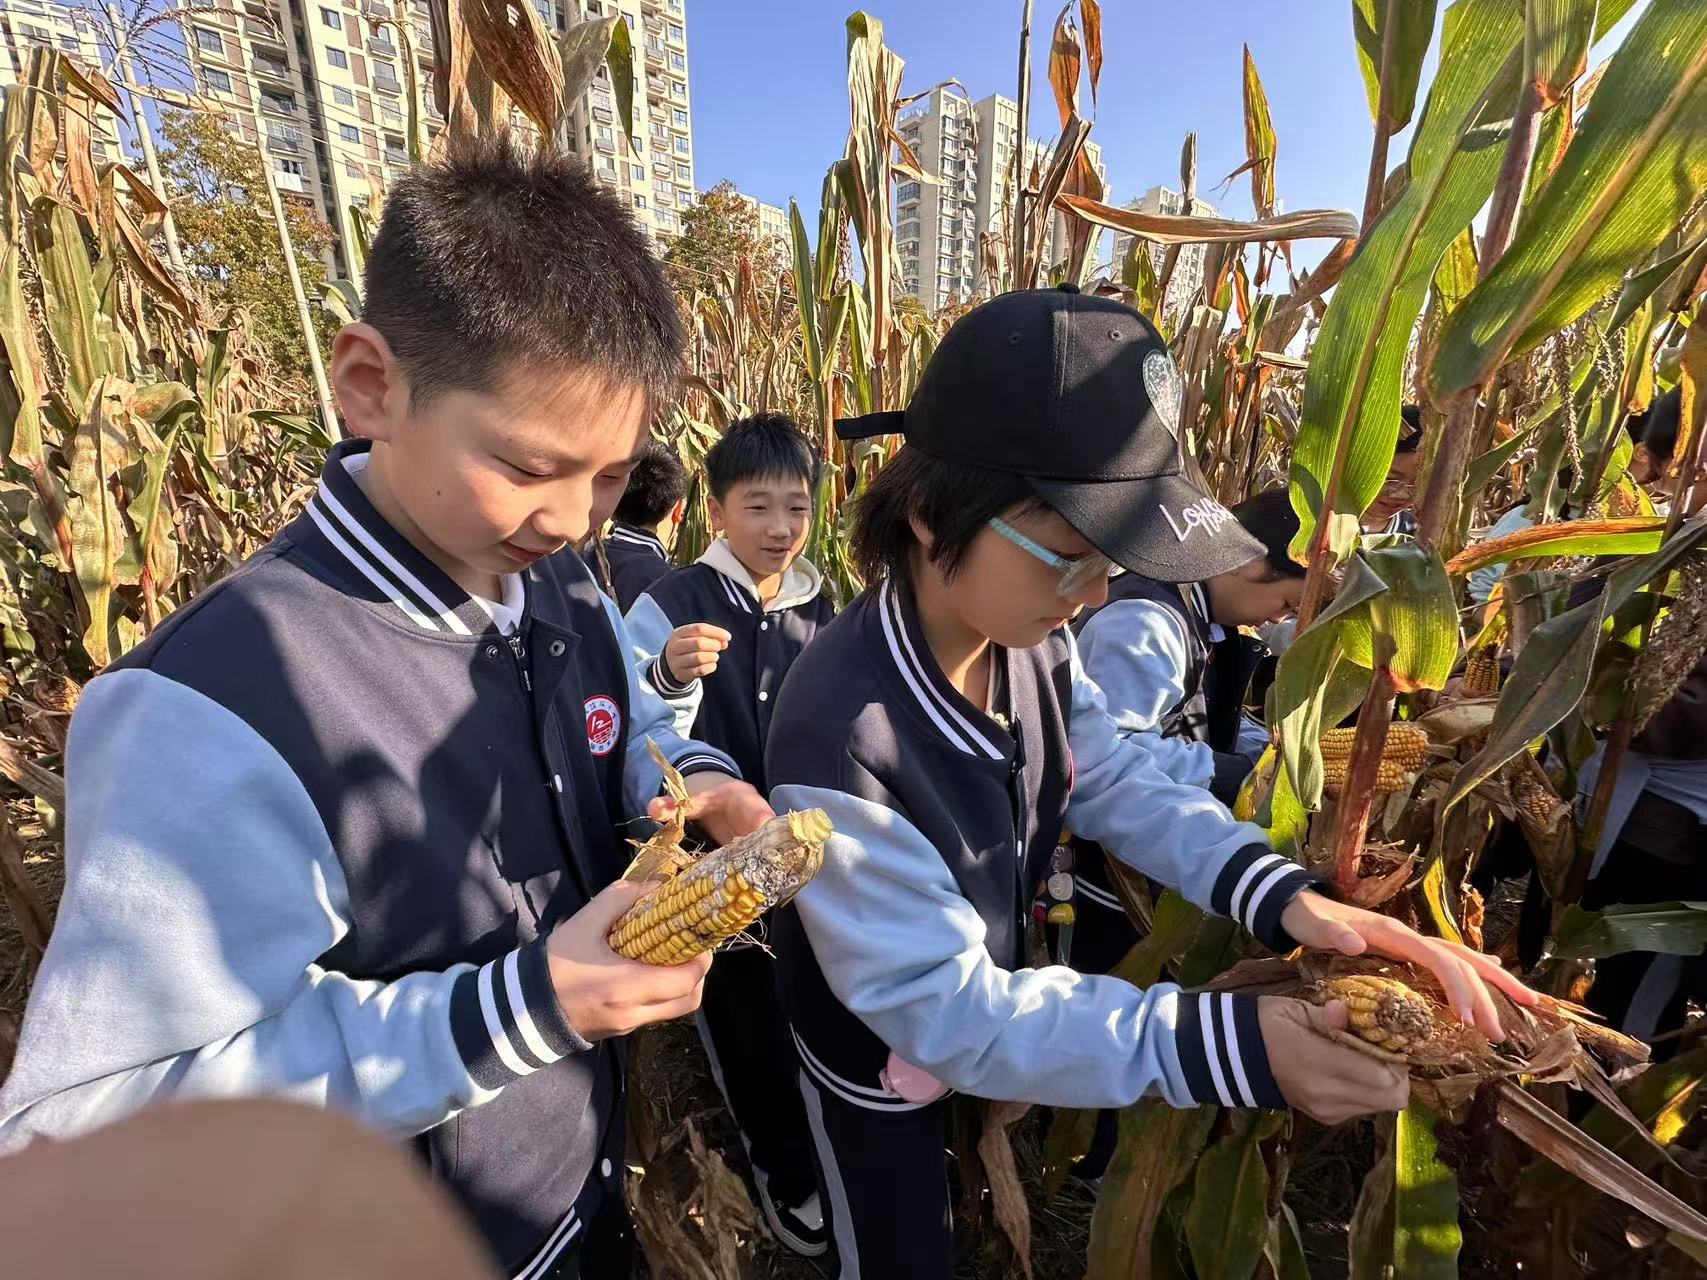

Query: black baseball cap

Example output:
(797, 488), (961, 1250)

(837, 285), (1264, 582)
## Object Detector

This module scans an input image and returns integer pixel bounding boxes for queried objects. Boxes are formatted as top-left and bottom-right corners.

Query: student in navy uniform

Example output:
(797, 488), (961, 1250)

(764, 287), (1537, 1279)
(0, 135), (776, 1280)
(624, 413), (836, 1257)
(1066, 486), (1307, 976)
(600, 439), (686, 610)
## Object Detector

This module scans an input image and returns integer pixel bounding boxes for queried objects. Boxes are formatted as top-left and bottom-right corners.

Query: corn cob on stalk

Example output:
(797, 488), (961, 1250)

(1306, 974), (1435, 1057)
(607, 809), (833, 964)
(1318, 722), (1428, 792)
(1462, 645), (1501, 696)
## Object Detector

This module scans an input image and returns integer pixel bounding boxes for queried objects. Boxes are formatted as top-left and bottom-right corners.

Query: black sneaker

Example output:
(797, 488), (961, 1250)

(754, 1169), (828, 1258)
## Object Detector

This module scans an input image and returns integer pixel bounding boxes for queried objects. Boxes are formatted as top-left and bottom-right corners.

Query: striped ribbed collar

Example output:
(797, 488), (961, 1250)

(875, 578), (1015, 762)
(607, 522), (667, 559)
(301, 439), (514, 636)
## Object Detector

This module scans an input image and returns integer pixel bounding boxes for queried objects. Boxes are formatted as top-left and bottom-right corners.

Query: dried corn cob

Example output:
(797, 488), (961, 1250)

(607, 809), (832, 965)
(1307, 974), (1435, 1056)
(1318, 723), (1429, 792)
(1462, 645), (1501, 697)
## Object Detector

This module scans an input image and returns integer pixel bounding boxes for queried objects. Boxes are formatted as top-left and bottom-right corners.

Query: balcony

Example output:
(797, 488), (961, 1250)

(373, 71), (402, 94)
(592, 104), (612, 123)
(361, 0), (390, 17)
(642, 13), (662, 32)
(368, 35), (397, 57)
(595, 136), (615, 154)
(274, 171), (306, 193)
(253, 56), (292, 82)
(266, 125), (303, 151)
(644, 45), (664, 68)
(385, 147), (408, 166)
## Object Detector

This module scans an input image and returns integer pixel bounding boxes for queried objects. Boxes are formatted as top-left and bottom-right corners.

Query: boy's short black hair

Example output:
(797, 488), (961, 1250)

(613, 441), (687, 526)
(852, 446), (1040, 584)
(1396, 404), (1424, 454)
(705, 412), (820, 502)
(1640, 388), (1684, 462)
(1230, 488), (1306, 579)
(361, 132), (683, 408)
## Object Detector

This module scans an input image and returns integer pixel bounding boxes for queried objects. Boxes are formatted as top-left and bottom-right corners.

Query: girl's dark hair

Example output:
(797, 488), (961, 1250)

(1230, 488), (1305, 578)
(613, 441), (688, 525)
(362, 131), (683, 408)
(705, 413), (820, 501)
(1396, 404), (1424, 454)
(852, 446), (1038, 584)
(1640, 387), (1684, 463)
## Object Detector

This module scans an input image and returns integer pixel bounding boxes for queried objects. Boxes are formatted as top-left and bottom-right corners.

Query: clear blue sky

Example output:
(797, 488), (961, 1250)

(686, 1), (1646, 254)
(688, 0), (1396, 232)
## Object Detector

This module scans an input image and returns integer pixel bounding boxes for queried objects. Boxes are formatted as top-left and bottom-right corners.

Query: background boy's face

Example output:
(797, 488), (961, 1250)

(1204, 559), (1304, 628)
(927, 505), (1109, 650)
(1365, 450), (1421, 529)
(708, 474), (812, 580)
(353, 352), (650, 592)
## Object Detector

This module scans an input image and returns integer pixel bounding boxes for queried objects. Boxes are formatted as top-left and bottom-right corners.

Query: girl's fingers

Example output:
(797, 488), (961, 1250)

(1459, 945), (1541, 1005)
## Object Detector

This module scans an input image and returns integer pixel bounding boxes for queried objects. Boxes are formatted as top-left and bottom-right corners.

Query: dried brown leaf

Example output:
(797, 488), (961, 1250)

(979, 1100), (1034, 1279)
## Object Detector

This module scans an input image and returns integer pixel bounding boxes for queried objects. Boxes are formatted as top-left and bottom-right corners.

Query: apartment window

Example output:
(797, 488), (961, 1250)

(373, 62), (400, 90)
(667, 21), (682, 39)
(262, 91), (294, 114)
(339, 123), (360, 143)
(327, 47), (348, 67)
(630, 162), (644, 180)
(333, 86), (354, 106)
(672, 135), (688, 155)
(670, 79), (685, 100)
(275, 157), (305, 176)
(667, 0), (680, 10)
(321, 6), (340, 25)
(672, 107), (686, 126)
(657, 208), (676, 227)
(346, 162), (364, 177)
(622, 13), (634, 28)
(632, 193), (646, 209)
(897, 182), (919, 202)
(380, 102), (401, 124)
(677, 190), (692, 209)
(202, 68), (232, 92)
(675, 161), (690, 181)
(668, 51), (684, 71)
(597, 125), (613, 142)
(194, 26), (223, 52)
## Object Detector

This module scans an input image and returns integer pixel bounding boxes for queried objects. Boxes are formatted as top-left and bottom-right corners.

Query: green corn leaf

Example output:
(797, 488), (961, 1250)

(1348, 1125), (1396, 1279)
(1445, 517), (1667, 576)
(1464, 425), (1534, 497)
(1241, 45), (1277, 218)
(1553, 901), (1707, 959)
(1352, 0), (1441, 132)
(1340, 541), (1462, 692)
(560, 14), (619, 107)
(36, 197), (113, 411)
(1087, 1100), (1216, 1280)
(1427, 0), (1707, 400)
(64, 376), (134, 666)
(605, 14), (635, 155)
(122, 381), (197, 591)
(1265, 1204), (1312, 1280)
(1395, 1100), (1463, 1278)
(1292, 0), (1526, 558)
(1186, 1111), (1279, 1280)
(790, 201), (822, 383)
(1527, 0), (1600, 107)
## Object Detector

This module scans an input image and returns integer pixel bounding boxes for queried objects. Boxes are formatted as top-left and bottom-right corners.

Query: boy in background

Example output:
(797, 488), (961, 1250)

(0, 135), (774, 1279)
(625, 413), (835, 1257)
(600, 440), (686, 610)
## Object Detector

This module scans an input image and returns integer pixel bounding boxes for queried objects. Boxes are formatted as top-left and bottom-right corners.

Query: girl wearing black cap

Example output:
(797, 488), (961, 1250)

(762, 288), (1536, 1279)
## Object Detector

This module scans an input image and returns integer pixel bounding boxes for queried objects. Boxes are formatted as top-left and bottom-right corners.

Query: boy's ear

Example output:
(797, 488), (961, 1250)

(706, 494), (726, 532)
(330, 323), (408, 443)
(906, 512), (936, 556)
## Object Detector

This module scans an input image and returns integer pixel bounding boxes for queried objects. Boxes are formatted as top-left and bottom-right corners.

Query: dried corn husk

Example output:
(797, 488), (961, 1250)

(1631, 553), (1707, 734)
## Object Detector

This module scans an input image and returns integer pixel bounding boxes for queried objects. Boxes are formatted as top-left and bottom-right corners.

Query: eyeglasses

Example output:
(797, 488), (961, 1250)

(1378, 476), (1416, 502)
(988, 517), (1116, 594)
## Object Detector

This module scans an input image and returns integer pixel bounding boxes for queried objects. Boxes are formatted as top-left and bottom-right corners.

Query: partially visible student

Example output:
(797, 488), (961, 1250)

(599, 439), (686, 610)
(0, 136), (776, 1280)
(1363, 404), (1426, 535)
(765, 287), (1537, 1278)
(1577, 386), (1705, 1051)
(624, 413), (835, 1257)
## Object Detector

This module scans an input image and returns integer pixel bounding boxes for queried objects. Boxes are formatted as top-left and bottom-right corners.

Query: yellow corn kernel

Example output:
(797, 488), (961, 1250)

(607, 809), (832, 965)
(1318, 723), (1428, 791)
(1313, 974), (1434, 1054)
(1463, 645), (1501, 696)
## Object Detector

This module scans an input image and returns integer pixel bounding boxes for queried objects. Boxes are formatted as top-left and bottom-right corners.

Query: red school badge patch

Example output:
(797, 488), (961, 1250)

(585, 695), (621, 756)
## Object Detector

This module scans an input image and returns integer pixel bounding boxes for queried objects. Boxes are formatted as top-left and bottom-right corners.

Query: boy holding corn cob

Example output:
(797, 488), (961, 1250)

(0, 135), (776, 1279)
(624, 413), (835, 1256)
(764, 286), (1538, 1278)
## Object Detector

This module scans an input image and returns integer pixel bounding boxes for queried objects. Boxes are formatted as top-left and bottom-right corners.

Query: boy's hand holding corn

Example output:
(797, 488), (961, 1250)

(663, 622), (730, 684)
(545, 881), (714, 1041)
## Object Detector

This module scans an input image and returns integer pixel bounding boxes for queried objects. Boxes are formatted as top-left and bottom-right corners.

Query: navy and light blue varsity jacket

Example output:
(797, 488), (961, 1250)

(625, 539), (835, 792)
(0, 441), (739, 1277)
(603, 521), (672, 612)
(765, 580), (1318, 1115)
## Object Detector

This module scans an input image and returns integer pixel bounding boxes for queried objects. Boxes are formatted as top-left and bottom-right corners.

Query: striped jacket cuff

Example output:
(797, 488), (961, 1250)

(671, 751), (740, 781)
(1174, 990), (1285, 1109)
(1211, 843), (1320, 953)
(648, 657), (697, 697)
(449, 943), (590, 1091)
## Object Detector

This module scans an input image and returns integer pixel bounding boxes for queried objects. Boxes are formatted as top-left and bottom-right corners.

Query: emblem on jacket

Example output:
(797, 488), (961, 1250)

(585, 695), (621, 757)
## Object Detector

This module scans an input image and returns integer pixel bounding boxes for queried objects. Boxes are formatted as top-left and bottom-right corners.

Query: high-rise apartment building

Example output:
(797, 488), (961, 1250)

(733, 189), (787, 244)
(1111, 183), (1218, 320)
(182, 0), (693, 276)
(1, 0), (124, 161)
(896, 85), (1104, 312)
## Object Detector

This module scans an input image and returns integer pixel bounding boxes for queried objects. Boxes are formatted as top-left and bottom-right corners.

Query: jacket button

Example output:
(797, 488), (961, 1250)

(553, 774), (563, 794)
(759, 620), (768, 631)
(484, 644), (501, 659)
(548, 639), (566, 657)
(758, 690), (769, 702)
(601, 1158), (613, 1179)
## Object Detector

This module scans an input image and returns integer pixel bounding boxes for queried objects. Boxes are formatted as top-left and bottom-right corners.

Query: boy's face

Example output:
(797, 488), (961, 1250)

(341, 333), (651, 594)
(1204, 559), (1304, 628)
(926, 504), (1110, 651)
(708, 473), (813, 581)
(1365, 450), (1421, 530)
